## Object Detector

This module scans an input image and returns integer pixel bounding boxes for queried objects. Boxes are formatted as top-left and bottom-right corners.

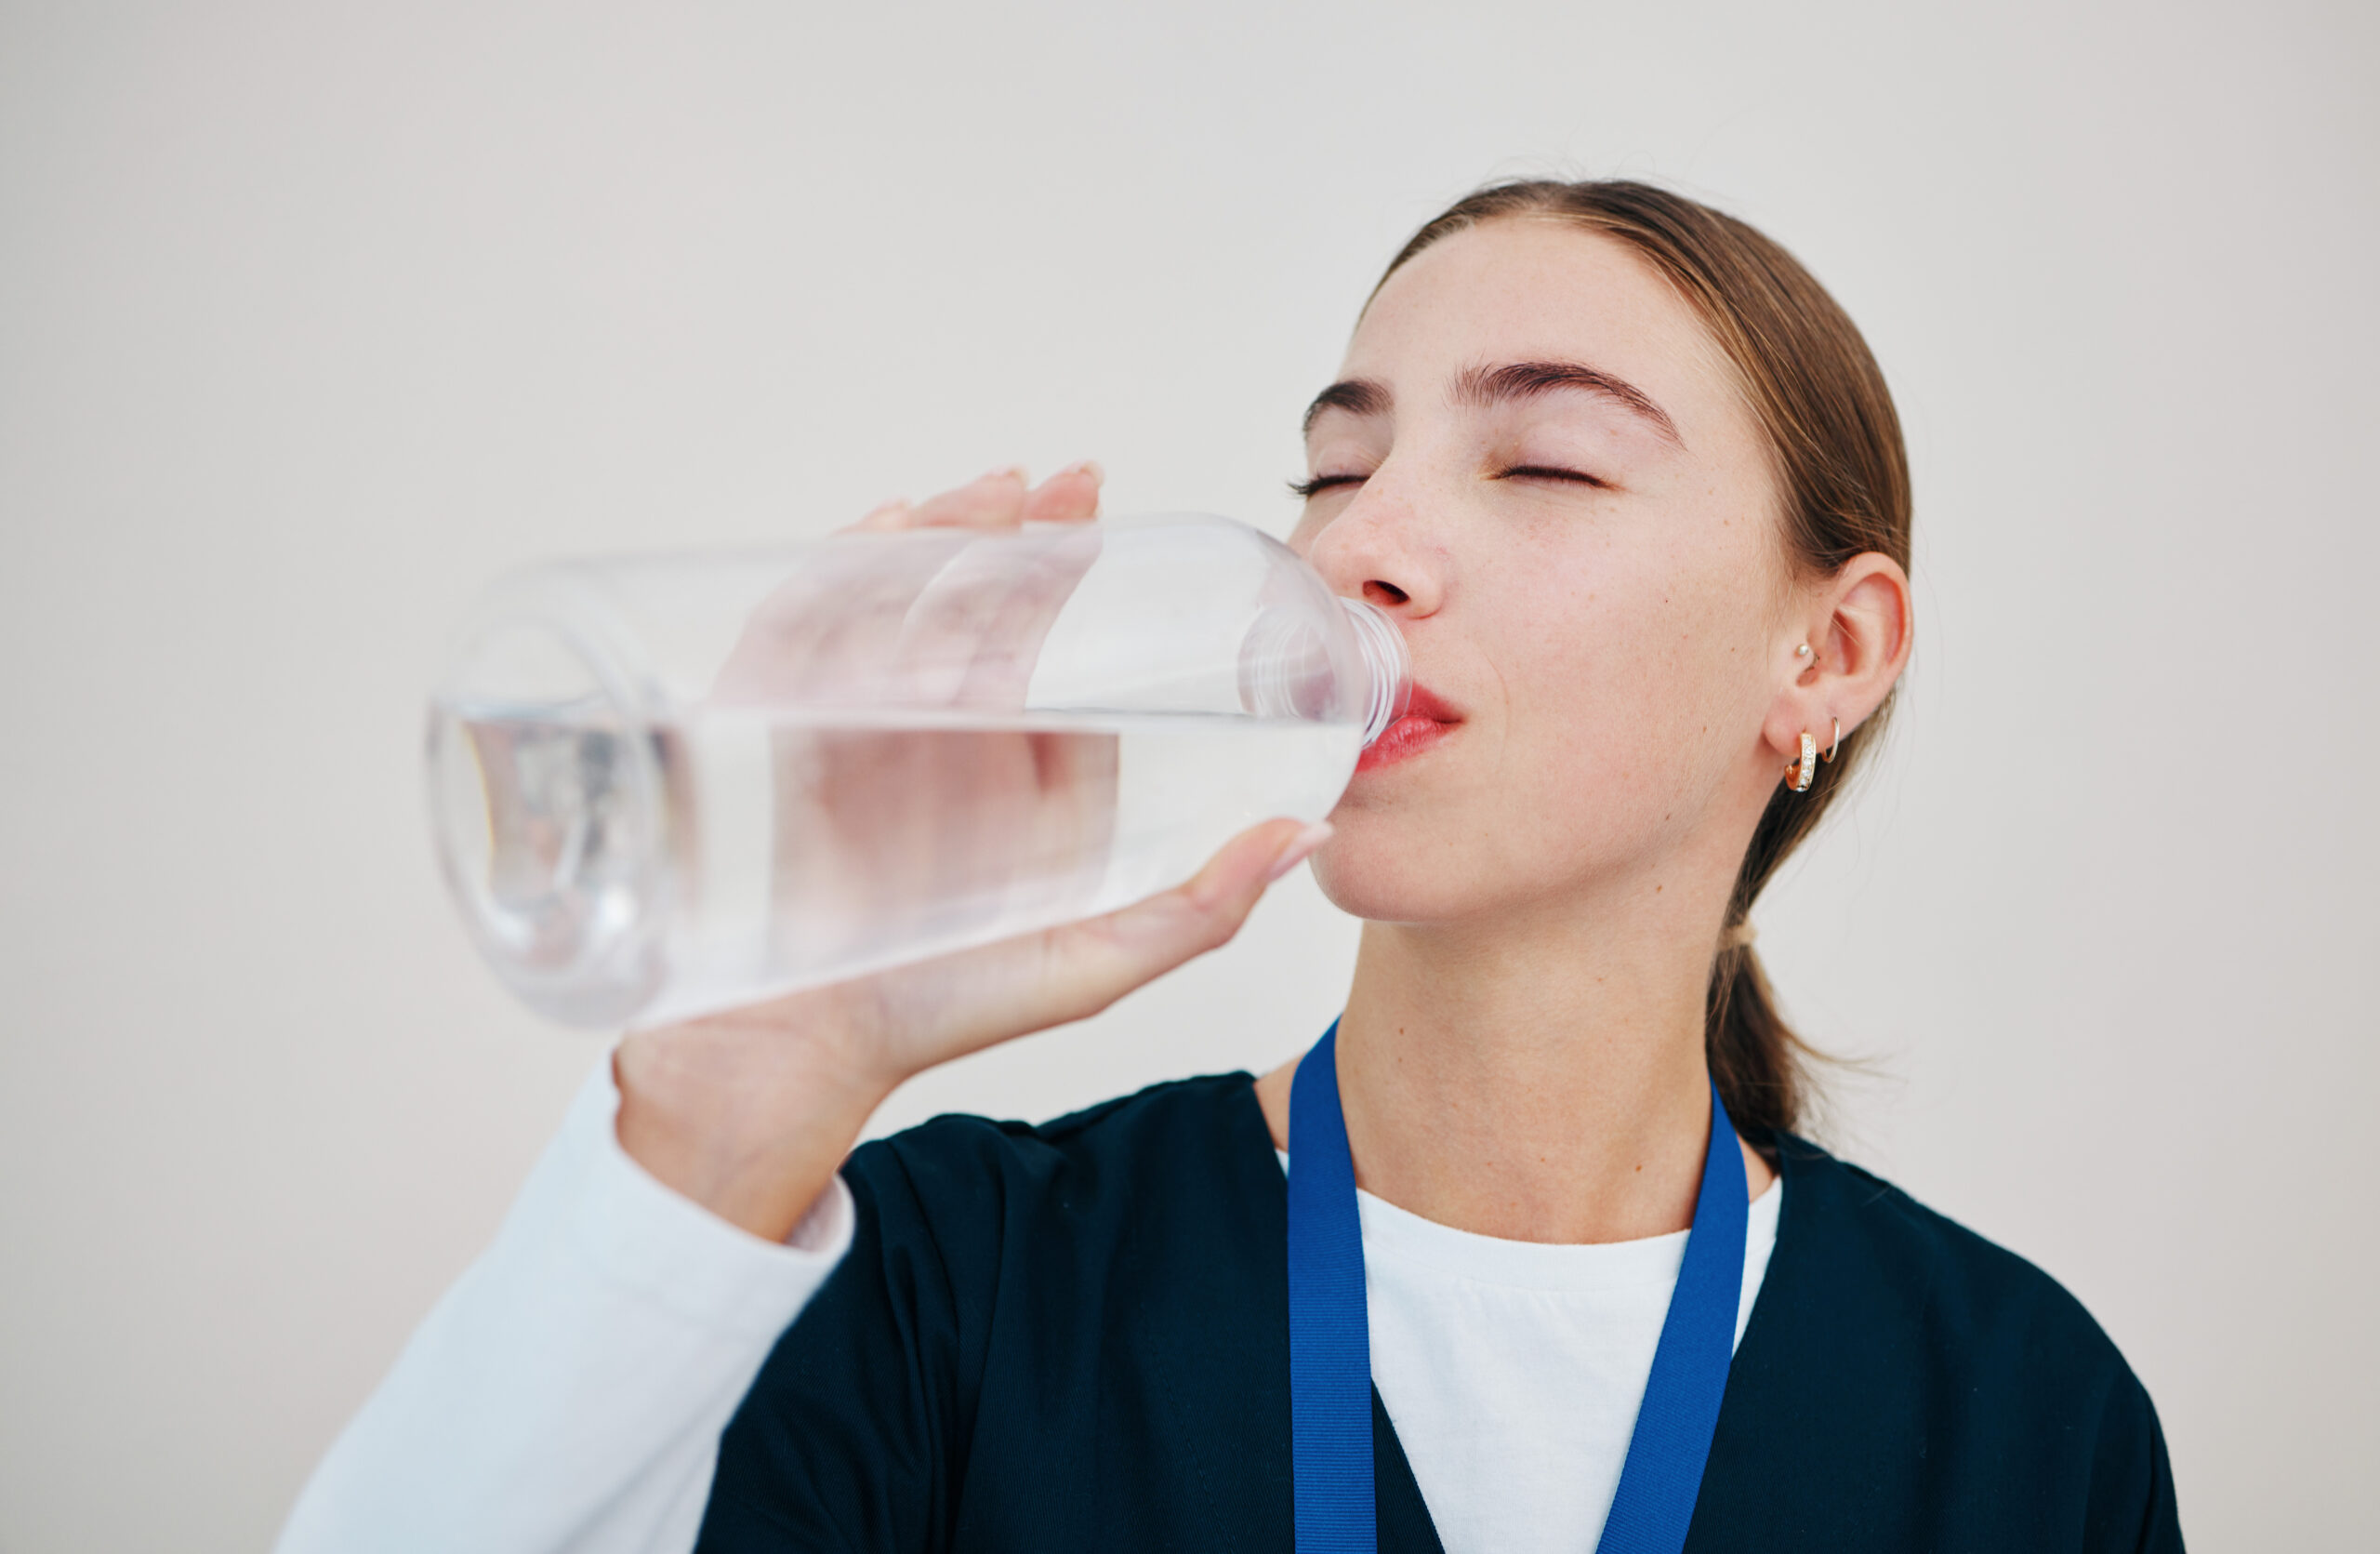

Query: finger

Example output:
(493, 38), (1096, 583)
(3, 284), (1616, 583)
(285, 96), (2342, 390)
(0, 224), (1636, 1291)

(715, 534), (965, 700)
(708, 816), (1332, 1087)
(852, 498), (914, 533)
(917, 525), (1104, 707)
(910, 466), (1031, 530)
(1023, 459), (1103, 525)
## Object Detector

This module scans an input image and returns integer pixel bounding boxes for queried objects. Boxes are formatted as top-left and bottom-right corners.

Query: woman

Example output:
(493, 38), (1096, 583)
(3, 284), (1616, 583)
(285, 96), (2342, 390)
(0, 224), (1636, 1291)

(280, 180), (2180, 1553)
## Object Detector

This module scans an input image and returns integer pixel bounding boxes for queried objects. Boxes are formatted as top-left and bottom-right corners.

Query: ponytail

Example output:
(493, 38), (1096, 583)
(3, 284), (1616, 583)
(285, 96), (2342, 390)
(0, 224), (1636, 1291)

(1706, 938), (1805, 1145)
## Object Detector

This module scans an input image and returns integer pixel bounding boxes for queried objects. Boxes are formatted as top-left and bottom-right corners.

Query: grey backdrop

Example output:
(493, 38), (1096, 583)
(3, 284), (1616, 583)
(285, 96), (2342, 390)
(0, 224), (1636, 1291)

(3, 1), (2373, 1547)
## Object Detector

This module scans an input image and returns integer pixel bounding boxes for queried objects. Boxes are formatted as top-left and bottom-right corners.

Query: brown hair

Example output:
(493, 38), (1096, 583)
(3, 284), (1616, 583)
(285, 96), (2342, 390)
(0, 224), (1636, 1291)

(1378, 179), (1911, 1143)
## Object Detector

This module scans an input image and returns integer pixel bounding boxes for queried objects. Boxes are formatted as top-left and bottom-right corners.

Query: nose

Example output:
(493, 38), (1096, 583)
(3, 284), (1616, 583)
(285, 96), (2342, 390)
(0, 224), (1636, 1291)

(1300, 476), (1446, 619)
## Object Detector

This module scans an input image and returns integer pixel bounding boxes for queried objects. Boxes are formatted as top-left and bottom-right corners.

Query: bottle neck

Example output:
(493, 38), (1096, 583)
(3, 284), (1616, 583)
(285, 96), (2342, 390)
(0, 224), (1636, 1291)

(1340, 598), (1412, 746)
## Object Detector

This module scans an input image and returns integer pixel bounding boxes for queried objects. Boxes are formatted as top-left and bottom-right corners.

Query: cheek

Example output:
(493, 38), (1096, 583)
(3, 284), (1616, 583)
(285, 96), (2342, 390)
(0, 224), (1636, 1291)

(1313, 523), (1782, 921)
(1513, 533), (1723, 696)
(1480, 540), (1778, 847)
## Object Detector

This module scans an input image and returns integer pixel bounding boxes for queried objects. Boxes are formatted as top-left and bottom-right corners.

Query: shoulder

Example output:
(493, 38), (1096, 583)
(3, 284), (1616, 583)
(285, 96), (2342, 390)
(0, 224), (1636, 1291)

(1718, 1136), (2179, 1548)
(718, 1073), (1296, 1546)
(838, 1071), (1270, 1259)
(1767, 1135), (2128, 1375)
(1703, 1133), (2179, 1542)
(853, 1069), (1260, 1183)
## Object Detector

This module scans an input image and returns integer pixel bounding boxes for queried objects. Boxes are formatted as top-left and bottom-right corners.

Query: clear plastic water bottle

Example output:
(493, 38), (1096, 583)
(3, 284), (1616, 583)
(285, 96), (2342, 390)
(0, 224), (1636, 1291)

(425, 515), (1410, 1029)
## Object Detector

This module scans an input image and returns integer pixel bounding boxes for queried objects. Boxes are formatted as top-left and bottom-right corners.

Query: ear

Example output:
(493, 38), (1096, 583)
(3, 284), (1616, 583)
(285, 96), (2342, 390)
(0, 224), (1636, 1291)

(1762, 551), (1913, 769)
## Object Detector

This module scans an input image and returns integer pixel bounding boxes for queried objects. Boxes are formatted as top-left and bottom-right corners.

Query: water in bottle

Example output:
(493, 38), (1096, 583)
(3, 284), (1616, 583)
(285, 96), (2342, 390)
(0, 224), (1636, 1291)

(426, 516), (1408, 1028)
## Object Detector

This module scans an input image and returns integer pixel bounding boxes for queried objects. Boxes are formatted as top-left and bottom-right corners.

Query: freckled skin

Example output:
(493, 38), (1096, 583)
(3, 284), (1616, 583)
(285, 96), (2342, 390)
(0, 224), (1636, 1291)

(1289, 219), (1793, 931)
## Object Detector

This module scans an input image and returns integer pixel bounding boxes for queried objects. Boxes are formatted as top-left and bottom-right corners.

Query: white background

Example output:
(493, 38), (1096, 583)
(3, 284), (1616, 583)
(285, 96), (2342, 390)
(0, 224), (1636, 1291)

(3, 1), (2373, 1547)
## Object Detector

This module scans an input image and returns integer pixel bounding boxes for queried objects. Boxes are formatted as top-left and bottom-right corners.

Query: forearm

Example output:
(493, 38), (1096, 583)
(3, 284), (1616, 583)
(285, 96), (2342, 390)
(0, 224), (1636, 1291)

(275, 1057), (853, 1554)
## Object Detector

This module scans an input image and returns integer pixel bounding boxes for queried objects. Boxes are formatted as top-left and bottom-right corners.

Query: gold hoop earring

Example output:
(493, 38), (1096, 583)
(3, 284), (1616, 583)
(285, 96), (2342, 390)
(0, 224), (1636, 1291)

(1786, 731), (1817, 792)
(1823, 717), (1841, 764)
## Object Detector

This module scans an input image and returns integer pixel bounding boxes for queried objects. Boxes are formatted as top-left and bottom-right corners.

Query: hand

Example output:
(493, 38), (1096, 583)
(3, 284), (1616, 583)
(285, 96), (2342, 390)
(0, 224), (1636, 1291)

(615, 465), (1332, 1241)
(717, 464), (1122, 976)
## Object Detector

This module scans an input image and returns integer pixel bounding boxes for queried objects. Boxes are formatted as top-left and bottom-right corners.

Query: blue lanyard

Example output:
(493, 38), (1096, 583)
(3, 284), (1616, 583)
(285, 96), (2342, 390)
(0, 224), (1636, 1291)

(1286, 1020), (1749, 1554)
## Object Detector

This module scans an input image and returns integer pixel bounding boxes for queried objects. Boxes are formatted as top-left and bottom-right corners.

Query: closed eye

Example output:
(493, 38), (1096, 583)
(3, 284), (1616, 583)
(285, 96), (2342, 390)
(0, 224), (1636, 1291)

(1499, 465), (1611, 490)
(1289, 472), (1367, 499)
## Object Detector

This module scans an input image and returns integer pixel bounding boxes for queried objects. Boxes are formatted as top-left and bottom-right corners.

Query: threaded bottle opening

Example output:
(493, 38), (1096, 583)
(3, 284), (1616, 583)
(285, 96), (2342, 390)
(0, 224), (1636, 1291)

(1339, 598), (1412, 746)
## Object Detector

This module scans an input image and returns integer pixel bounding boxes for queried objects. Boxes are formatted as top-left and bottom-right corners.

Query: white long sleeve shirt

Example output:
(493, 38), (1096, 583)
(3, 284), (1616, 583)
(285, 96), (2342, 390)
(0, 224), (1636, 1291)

(277, 1059), (1778, 1554)
(276, 1063), (857, 1554)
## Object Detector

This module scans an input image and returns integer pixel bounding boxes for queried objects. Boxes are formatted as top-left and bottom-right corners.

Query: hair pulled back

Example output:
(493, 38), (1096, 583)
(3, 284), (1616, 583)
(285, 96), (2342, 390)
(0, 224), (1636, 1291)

(1378, 180), (1912, 1141)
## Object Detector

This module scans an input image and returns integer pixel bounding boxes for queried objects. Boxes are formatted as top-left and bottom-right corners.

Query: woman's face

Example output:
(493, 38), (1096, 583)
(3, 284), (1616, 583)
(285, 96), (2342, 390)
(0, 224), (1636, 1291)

(1292, 218), (1802, 926)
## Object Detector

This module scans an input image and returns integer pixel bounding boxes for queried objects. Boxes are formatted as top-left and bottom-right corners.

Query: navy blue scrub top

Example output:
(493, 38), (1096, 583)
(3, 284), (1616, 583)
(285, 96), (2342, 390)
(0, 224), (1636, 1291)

(694, 1072), (2183, 1552)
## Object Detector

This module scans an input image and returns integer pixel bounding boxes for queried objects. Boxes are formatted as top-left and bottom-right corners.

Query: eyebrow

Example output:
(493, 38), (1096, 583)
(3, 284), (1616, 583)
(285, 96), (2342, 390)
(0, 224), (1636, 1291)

(1454, 360), (1682, 445)
(1300, 360), (1683, 447)
(1300, 379), (1390, 436)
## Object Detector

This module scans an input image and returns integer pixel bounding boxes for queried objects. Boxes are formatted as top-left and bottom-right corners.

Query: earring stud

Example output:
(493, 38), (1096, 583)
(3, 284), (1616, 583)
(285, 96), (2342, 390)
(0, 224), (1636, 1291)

(1794, 644), (1812, 659)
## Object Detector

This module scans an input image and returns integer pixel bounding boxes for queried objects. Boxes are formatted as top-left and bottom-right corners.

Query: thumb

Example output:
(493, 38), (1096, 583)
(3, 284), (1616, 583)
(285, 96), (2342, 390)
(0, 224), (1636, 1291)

(860, 818), (1333, 1071)
(1025, 817), (1334, 1025)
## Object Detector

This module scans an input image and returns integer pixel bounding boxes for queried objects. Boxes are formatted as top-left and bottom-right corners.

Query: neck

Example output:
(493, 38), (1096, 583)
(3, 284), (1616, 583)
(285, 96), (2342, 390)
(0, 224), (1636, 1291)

(1256, 881), (1775, 1243)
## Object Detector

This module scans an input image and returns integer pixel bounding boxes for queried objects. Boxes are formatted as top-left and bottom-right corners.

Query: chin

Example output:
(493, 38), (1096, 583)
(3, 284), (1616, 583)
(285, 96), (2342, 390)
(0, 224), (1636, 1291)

(1308, 804), (1518, 925)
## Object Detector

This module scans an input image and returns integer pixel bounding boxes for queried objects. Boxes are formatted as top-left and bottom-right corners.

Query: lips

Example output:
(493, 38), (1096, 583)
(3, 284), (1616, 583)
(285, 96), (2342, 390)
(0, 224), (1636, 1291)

(1356, 682), (1461, 773)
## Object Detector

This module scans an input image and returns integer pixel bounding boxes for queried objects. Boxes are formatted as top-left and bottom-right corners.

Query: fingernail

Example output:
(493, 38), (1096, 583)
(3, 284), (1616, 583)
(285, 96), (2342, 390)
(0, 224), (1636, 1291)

(1265, 821), (1335, 883)
(1065, 458), (1105, 486)
(982, 464), (1029, 486)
